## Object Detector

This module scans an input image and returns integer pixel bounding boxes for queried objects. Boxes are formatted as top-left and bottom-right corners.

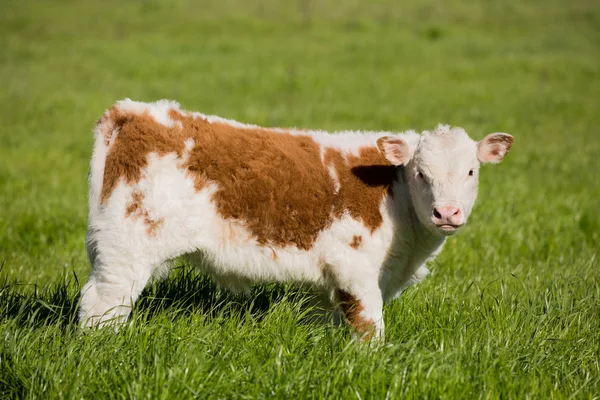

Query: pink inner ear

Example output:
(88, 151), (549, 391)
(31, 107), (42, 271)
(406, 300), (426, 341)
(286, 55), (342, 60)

(389, 146), (403, 159)
(490, 145), (504, 157)
(479, 144), (505, 163)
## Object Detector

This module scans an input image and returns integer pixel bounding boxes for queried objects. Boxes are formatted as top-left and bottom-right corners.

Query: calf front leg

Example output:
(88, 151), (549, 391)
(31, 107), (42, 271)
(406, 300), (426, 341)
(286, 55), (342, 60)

(336, 284), (384, 341)
(382, 265), (431, 302)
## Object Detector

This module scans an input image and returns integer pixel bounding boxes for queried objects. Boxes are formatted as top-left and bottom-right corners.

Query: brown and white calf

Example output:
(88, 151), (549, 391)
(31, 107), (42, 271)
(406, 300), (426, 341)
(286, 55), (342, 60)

(80, 99), (513, 339)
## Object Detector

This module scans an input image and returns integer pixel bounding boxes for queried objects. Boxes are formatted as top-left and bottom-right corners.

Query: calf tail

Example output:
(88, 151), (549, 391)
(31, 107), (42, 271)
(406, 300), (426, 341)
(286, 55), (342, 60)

(88, 107), (119, 212)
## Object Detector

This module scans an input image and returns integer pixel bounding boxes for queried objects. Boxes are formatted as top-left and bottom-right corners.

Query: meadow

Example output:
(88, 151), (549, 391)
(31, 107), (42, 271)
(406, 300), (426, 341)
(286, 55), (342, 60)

(1, 0), (599, 398)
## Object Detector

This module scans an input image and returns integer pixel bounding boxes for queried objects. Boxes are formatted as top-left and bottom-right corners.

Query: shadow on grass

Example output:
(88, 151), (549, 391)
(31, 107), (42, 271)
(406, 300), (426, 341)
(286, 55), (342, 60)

(135, 265), (304, 322)
(0, 270), (80, 329)
(0, 265), (315, 329)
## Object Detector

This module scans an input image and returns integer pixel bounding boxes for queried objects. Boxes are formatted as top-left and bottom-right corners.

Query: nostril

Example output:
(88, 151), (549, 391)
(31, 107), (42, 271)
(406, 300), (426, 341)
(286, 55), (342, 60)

(452, 208), (460, 216)
(433, 208), (442, 219)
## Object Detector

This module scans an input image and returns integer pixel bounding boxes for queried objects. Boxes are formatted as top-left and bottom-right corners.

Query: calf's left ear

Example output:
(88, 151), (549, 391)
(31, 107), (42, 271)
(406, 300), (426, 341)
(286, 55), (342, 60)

(477, 133), (514, 164)
(377, 136), (413, 166)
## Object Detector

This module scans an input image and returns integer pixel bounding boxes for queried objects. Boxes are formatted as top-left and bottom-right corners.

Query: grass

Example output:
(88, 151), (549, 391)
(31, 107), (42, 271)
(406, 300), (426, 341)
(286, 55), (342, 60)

(1, 0), (599, 398)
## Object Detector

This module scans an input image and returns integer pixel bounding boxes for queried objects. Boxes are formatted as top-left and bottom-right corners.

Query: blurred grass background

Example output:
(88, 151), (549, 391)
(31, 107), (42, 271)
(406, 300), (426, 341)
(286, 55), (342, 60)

(0, 0), (599, 398)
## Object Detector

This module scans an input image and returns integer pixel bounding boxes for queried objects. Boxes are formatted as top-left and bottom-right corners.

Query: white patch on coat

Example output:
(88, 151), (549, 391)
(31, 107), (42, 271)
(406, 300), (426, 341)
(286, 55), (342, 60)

(327, 165), (341, 193)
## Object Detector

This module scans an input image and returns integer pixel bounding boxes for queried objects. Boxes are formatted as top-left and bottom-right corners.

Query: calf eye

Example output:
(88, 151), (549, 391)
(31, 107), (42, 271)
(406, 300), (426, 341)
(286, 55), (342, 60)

(417, 172), (424, 179)
(468, 169), (474, 177)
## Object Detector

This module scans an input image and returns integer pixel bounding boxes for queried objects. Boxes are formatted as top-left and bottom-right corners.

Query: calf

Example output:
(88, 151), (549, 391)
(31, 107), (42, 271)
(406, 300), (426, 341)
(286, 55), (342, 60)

(80, 99), (513, 339)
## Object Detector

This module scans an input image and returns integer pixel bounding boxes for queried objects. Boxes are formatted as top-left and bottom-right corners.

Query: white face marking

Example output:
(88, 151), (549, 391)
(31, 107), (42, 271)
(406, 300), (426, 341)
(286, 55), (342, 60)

(405, 127), (481, 236)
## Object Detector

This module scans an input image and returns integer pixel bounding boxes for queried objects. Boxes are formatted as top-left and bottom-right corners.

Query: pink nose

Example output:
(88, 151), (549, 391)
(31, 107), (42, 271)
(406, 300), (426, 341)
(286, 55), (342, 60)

(432, 206), (463, 226)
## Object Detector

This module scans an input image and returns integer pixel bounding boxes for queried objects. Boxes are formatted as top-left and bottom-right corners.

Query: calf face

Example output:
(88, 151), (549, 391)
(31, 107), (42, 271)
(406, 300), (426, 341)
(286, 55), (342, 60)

(378, 125), (513, 236)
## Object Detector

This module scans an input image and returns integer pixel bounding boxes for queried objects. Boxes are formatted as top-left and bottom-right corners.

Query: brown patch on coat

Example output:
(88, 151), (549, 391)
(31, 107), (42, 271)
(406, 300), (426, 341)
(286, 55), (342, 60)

(100, 108), (200, 202)
(323, 147), (396, 232)
(125, 190), (164, 236)
(125, 190), (144, 217)
(99, 105), (397, 250)
(350, 235), (362, 249)
(337, 289), (376, 341)
(173, 112), (340, 251)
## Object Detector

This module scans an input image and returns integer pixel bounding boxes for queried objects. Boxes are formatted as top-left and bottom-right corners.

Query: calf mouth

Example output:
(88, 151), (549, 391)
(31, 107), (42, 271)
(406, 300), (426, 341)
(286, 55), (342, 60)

(435, 224), (463, 235)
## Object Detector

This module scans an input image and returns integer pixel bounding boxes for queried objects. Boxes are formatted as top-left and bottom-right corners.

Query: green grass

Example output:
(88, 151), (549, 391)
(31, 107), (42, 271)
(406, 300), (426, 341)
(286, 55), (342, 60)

(1, 0), (599, 398)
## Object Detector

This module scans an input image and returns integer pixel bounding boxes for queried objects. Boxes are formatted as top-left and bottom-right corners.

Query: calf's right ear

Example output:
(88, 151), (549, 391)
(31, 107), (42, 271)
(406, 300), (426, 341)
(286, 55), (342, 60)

(377, 136), (413, 166)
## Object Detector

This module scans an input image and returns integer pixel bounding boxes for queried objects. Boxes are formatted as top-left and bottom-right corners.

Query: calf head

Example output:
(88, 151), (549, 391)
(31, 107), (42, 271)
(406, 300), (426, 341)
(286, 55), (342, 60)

(377, 125), (513, 236)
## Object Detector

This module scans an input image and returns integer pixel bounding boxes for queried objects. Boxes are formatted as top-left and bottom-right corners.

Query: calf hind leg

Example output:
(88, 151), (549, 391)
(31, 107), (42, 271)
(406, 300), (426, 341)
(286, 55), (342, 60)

(79, 254), (156, 328)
